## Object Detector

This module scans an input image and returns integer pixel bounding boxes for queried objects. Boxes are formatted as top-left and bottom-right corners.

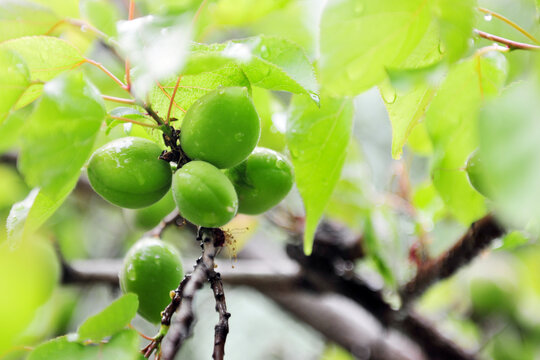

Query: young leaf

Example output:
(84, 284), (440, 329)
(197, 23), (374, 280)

(233, 36), (318, 99)
(10, 73), (104, 240)
(117, 15), (191, 97)
(287, 95), (354, 254)
(0, 36), (85, 107)
(27, 336), (88, 360)
(425, 54), (507, 224)
(0, 48), (30, 123)
(28, 330), (141, 360)
(320, 0), (433, 95)
(19, 72), (105, 194)
(147, 63), (250, 121)
(0, 105), (30, 152)
(78, 294), (139, 342)
(0, 0), (59, 42)
(186, 36), (319, 100)
(379, 80), (436, 159)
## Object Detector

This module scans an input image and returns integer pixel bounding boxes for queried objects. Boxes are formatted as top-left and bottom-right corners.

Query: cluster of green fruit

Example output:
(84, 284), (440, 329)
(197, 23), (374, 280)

(86, 87), (294, 323)
(87, 86), (294, 228)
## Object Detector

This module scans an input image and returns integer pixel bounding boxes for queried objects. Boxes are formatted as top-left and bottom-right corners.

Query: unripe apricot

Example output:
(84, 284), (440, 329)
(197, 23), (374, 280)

(119, 238), (183, 323)
(172, 161), (238, 227)
(225, 148), (294, 214)
(180, 87), (260, 169)
(87, 137), (172, 209)
(131, 190), (176, 230)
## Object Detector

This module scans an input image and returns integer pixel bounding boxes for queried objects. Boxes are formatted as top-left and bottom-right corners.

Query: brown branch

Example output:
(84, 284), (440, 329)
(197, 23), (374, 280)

(474, 29), (540, 51)
(160, 228), (222, 360)
(399, 214), (505, 304)
(286, 243), (476, 360)
(144, 210), (192, 238)
(208, 271), (230, 360)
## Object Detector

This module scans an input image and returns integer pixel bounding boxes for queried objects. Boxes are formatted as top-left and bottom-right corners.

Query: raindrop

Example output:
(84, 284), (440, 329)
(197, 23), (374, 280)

(484, 13), (492, 21)
(309, 92), (320, 107)
(380, 87), (397, 104)
(127, 264), (136, 281)
(80, 25), (87, 33)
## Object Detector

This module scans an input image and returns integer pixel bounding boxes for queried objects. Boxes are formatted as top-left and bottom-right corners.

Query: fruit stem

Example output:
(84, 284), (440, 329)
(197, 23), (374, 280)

(125, 0), (136, 91)
(101, 95), (136, 104)
(166, 75), (183, 124)
(83, 58), (130, 91)
(108, 115), (160, 129)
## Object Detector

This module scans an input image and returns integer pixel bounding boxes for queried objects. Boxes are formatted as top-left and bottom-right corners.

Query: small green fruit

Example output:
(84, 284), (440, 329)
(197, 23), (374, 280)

(180, 87), (260, 169)
(120, 238), (183, 323)
(87, 137), (172, 209)
(131, 190), (176, 230)
(172, 161), (238, 227)
(465, 149), (492, 198)
(225, 147), (294, 214)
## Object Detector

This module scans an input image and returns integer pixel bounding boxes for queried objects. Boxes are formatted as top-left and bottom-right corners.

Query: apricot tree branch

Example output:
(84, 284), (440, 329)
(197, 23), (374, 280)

(399, 214), (505, 305)
(474, 29), (540, 51)
(160, 228), (222, 360)
(208, 271), (230, 360)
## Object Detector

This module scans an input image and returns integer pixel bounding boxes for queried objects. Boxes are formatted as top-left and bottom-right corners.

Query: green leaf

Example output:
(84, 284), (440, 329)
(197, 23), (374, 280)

(147, 63), (250, 122)
(19, 72), (105, 194)
(320, 0), (433, 95)
(186, 36), (318, 100)
(79, 0), (120, 37)
(233, 36), (318, 99)
(287, 95), (354, 254)
(0, 36), (84, 107)
(0, 48), (30, 123)
(118, 15), (191, 97)
(78, 294), (139, 342)
(0, 0), (59, 42)
(8, 73), (105, 240)
(0, 105), (31, 153)
(28, 330), (141, 360)
(380, 80), (436, 159)
(435, 0), (475, 62)
(425, 54), (507, 224)
(478, 80), (540, 231)
(27, 336), (89, 360)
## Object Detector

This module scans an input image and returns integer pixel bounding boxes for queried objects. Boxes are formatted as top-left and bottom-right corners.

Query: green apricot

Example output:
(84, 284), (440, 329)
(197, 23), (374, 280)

(172, 161), (238, 227)
(120, 238), (183, 323)
(225, 147), (294, 215)
(132, 190), (176, 230)
(87, 137), (172, 209)
(180, 87), (260, 169)
(465, 149), (493, 198)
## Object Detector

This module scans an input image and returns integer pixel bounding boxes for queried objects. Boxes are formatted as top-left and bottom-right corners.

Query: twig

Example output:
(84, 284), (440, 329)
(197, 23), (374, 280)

(477, 7), (539, 44)
(474, 29), (540, 51)
(208, 271), (230, 360)
(286, 244), (476, 360)
(144, 210), (190, 238)
(160, 228), (222, 360)
(400, 214), (505, 304)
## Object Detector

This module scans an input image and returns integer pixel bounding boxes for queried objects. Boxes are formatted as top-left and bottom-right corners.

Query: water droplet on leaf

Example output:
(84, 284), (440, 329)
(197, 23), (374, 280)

(484, 13), (492, 21)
